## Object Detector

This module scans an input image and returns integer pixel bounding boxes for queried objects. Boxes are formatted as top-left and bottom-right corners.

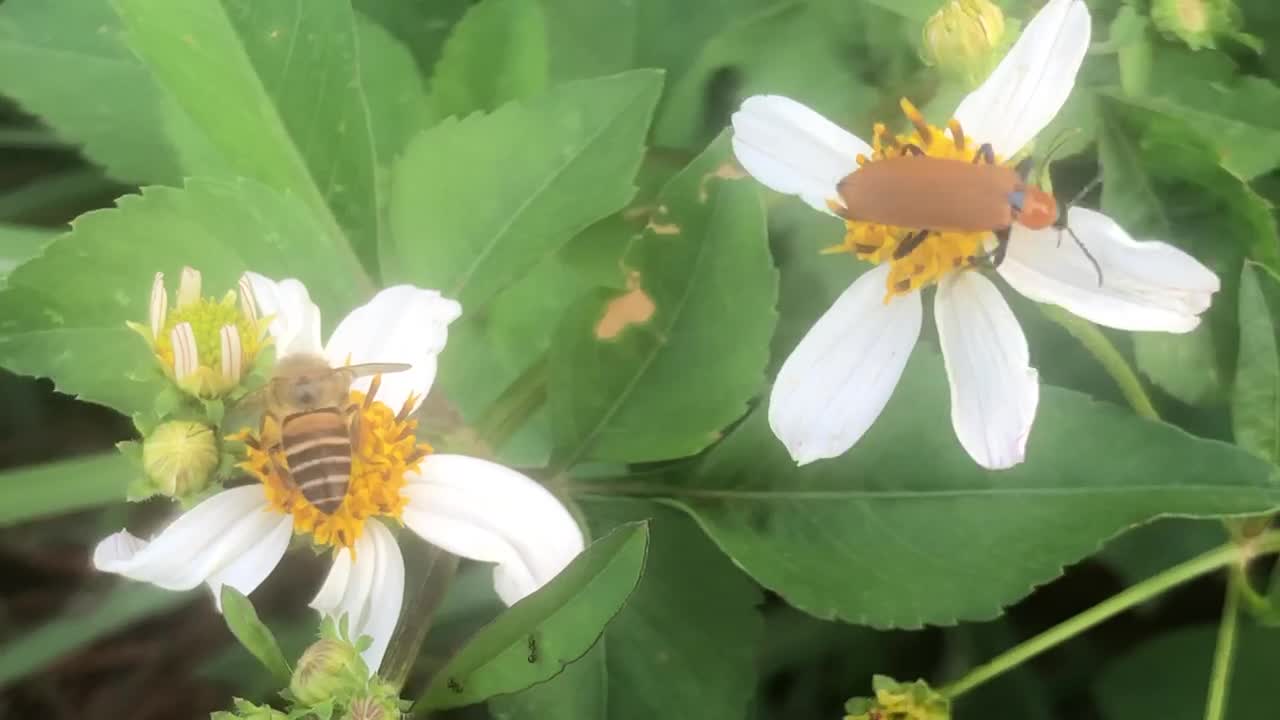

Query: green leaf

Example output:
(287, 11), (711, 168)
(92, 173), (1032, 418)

(385, 70), (662, 309)
(418, 522), (650, 710)
(0, 584), (190, 686)
(637, 352), (1280, 627)
(220, 587), (292, 685)
(353, 14), (430, 171)
(490, 501), (761, 720)
(1233, 261), (1280, 464)
(0, 223), (54, 286)
(425, 0), (549, 121)
(0, 179), (364, 416)
(654, 2), (879, 149)
(1096, 622), (1280, 720)
(0, 0), (186, 184)
(352, 0), (469, 76)
(0, 453), (136, 527)
(1097, 519), (1225, 586)
(113, 0), (382, 275)
(488, 645), (608, 720)
(1097, 94), (1280, 404)
(549, 134), (777, 465)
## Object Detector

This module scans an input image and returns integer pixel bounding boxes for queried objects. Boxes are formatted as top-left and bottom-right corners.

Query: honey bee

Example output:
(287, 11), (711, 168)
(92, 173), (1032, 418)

(253, 354), (410, 514)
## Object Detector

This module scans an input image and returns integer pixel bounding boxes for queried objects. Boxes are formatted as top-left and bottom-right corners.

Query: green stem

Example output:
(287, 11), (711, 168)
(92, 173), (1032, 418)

(1041, 305), (1160, 421)
(942, 532), (1280, 700)
(380, 543), (459, 691)
(1204, 576), (1242, 720)
(473, 355), (548, 452)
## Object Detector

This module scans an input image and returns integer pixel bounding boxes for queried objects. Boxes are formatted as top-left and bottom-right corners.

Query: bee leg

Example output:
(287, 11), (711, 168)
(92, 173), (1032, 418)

(892, 229), (931, 260)
(972, 143), (996, 165)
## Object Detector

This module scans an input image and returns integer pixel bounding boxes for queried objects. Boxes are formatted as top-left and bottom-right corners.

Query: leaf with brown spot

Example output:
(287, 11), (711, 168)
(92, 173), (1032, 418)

(594, 273), (657, 340)
(550, 132), (778, 465)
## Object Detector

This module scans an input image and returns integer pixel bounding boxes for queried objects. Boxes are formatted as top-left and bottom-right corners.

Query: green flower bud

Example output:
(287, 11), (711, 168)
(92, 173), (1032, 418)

(844, 675), (950, 720)
(921, 0), (1006, 88)
(141, 420), (219, 498)
(290, 637), (370, 706)
(343, 695), (401, 720)
(1151, 0), (1243, 50)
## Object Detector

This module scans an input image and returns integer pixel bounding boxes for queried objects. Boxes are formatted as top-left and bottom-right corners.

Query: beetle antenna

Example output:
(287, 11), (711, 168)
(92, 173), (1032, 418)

(1065, 175), (1102, 209)
(1058, 222), (1103, 287)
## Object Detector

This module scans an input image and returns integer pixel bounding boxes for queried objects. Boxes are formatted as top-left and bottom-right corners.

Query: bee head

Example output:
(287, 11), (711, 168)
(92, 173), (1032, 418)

(269, 354), (351, 414)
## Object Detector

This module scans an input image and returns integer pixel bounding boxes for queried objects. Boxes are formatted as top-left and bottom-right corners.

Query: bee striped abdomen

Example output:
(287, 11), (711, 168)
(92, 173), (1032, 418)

(281, 409), (352, 514)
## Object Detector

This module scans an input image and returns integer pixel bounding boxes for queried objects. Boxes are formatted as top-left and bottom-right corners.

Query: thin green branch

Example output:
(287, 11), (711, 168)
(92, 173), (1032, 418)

(380, 543), (459, 691)
(942, 531), (1280, 700)
(1040, 305), (1160, 421)
(1204, 576), (1242, 720)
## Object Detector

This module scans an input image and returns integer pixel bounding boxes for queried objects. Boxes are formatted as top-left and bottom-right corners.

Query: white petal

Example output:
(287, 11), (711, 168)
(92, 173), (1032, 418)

(402, 455), (584, 606)
(309, 521), (405, 672)
(953, 0), (1091, 158)
(999, 208), (1220, 333)
(220, 324), (243, 384)
(238, 274), (259, 325)
(93, 485), (292, 594)
(177, 266), (202, 308)
(731, 95), (870, 214)
(769, 264), (922, 465)
(935, 271), (1040, 470)
(323, 285), (462, 414)
(245, 273), (323, 356)
(149, 271), (167, 338)
(170, 322), (197, 380)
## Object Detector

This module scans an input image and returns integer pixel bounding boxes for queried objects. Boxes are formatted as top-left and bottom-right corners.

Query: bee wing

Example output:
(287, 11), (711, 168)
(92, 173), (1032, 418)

(342, 362), (412, 378)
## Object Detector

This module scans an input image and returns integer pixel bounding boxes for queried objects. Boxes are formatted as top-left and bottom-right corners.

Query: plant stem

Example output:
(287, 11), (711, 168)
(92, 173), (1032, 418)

(380, 542), (459, 691)
(1041, 305), (1160, 421)
(942, 532), (1280, 700)
(1204, 576), (1242, 720)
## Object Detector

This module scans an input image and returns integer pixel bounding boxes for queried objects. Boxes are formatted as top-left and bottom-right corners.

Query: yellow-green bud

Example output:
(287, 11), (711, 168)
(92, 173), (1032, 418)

(290, 638), (369, 706)
(845, 675), (950, 720)
(142, 421), (219, 498)
(1151, 0), (1242, 50)
(212, 699), (288, 720)
(921, 0), (1006, 88)
(344, 695), (400, 720)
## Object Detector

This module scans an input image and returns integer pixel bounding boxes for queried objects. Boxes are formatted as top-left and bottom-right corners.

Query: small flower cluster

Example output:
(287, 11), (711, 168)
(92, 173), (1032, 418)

(844, 676), (950, 720)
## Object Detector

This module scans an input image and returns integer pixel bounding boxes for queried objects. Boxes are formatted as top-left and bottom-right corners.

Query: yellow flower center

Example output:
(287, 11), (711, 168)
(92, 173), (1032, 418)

(236, 390), (430, 551)
(825, 98), (1007, 301)
(153, 292), (264, 374)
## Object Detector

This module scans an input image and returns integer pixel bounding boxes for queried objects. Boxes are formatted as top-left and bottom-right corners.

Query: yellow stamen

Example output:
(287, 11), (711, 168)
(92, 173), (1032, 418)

(827, 98), (1006, 301)
(237, 390), (431, 551)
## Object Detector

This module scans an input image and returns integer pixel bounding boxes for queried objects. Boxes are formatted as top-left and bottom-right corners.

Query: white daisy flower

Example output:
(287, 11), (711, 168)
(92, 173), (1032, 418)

(731, 0), (1219, 469)
(94, 274), (586, 670)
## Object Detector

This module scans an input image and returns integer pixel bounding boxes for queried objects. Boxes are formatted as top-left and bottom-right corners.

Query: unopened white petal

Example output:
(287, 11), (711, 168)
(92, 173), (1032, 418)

(177, 266), (202, 308)
(953, 0), (1091, 158)
(238, 274), (259, 325)
(324, 286), (462, 414)
(309, 521), (405, 672)
(93, 485), (291, 595)
(402, 455), (584, 606)
(245, 273), (323, 356)
(769, 264), (922, 465)
(149, 271), (167, 339)
(999, 208), (1220, 332)
(731, 95), (870, 214)
(935, 272), (1039, 470)
(170, 322), (198, 380)
(220, 324), (242, 384)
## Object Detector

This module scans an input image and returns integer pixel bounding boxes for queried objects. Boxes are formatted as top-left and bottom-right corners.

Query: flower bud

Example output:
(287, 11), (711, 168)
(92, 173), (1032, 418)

(212, 699), (288, 720)
(845, 675), (950, 720)
(290, 637), (370, 706)
(344, 695), (400, 720)
(141, 420), (219, 498)
(127, 268), (271, 399)
(921, 0), (1006, 88)
(1152, 0), (1243, 50)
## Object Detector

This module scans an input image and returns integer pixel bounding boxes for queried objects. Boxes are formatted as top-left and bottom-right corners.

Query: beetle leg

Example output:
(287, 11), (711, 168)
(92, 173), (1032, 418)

(972, 143), (996, 165)
(1015, 155), (1034, 179)
(893, 229), (931, 260)
(990, 227), (1011, 267)
(901, 143), (925, 157)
